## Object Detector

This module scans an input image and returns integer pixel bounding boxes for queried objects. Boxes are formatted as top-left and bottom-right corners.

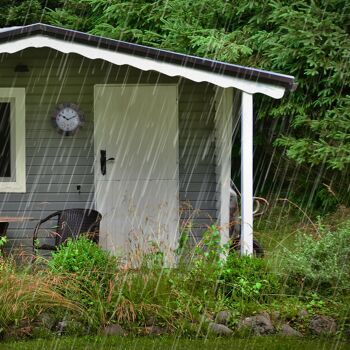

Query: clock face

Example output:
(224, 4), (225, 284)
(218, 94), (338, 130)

(52, 103), (84, 135)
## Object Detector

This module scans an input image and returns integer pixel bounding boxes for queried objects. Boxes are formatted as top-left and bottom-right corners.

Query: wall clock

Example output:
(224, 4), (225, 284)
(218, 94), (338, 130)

(52, 103), (84, 135)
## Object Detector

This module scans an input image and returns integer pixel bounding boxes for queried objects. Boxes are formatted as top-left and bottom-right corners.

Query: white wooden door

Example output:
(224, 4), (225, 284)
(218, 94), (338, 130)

(94, 85), (178, 260)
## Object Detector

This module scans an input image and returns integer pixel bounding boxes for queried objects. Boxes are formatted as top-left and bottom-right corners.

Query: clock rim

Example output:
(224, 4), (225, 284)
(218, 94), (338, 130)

(52, 102), (85, 136)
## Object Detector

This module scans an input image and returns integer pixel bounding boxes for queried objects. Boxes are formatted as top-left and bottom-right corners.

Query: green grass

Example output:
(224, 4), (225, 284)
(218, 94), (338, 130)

(1, 336), (349, 350)
(254, 202), (319, 273)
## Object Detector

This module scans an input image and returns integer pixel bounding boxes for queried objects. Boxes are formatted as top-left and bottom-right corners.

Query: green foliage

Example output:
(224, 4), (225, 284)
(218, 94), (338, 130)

(1, 216), (350, 339)
(0, 0), (43, 26)
(44, 0), (98, 32)
(48, 236), (116, 278)
(44, 0), (350, 199)
(0, 236), (7, 257)
(220, 253), (280, 302)
(48, 236), (117, 314)
(281, 219), (350, 294)
(176, 225), (229, 297)
(2, 0), (349, 206)
(192, 225), (228, 265)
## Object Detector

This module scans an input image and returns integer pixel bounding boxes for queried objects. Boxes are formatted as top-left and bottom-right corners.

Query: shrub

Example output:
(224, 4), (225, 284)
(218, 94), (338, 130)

(48, 236), (117, 283)
(48, 236), (117, 322)
(219, 252), (280, 303)
(281, 220), (350, 294)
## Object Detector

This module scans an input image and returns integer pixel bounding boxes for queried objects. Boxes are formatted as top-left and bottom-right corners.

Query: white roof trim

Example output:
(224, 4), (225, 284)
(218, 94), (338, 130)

(0, 35), (286, 99)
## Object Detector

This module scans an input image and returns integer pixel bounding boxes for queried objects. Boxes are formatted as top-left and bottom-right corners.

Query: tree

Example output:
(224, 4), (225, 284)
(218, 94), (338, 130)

(0, 0), (43, 26)
(3, 0), (350, 207)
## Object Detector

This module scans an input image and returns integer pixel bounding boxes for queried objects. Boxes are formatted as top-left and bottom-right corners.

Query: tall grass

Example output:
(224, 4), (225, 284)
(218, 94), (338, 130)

(1, 211), (349, 340)
(0, 258), (84, 334)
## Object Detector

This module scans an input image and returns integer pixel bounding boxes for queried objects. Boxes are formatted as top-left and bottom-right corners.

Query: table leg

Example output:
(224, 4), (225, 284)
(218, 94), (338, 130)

(0, 222), (9, 237)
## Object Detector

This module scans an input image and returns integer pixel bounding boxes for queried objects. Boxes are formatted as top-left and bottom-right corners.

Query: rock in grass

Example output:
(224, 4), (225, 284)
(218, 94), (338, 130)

(56, 321), (68, 335)
(238, 313), (274, 335)
(208, 322), (233, 336)
(103, 324), (126, 336)
(215, 310), (231, 325)
(309, 315), (336, 335)
(144, 325), (168, 335)
(298, 309), (309, 319)
(145, 316), (156, 326)
(55, 319), (86, 336)
(38, 312), (56, 330)
(280, 324), (303, 337)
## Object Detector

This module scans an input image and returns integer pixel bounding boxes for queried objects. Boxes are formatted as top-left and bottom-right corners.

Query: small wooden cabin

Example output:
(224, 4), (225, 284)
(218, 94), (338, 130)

(0, 24), (295, 258)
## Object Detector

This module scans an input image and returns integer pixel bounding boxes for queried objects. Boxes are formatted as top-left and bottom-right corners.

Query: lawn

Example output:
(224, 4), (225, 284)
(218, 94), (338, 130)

(1, 336), (349, 350)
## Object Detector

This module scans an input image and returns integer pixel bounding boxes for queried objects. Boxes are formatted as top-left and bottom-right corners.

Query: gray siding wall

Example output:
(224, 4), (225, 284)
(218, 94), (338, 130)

(178, 83), (217, 242)
(0, 48), (217, 254)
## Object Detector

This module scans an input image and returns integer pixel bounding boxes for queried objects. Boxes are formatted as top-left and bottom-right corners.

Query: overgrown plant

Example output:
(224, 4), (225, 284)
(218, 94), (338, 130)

(48, 236), (117, 321)
(281, 219), (350, 295)
(0, 236), (7, 257)
(219, 252), (280, 304)
(0, 261), (82, 335)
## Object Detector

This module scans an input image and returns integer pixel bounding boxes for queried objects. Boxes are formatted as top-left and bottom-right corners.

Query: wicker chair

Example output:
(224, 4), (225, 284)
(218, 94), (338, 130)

(33, 208), (102, 253)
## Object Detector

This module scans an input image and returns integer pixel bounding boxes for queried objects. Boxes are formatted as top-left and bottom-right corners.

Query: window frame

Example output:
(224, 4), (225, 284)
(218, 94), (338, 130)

(0, 88), (26, 193)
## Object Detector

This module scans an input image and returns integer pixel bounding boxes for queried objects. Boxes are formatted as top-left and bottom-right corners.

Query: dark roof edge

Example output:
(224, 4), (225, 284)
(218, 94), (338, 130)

(0, 23), (296, 91)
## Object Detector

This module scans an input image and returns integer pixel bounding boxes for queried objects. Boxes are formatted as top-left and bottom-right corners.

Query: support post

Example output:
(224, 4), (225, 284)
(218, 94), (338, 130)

(215, 87), (233, 253)
(241, 92), (254, 256)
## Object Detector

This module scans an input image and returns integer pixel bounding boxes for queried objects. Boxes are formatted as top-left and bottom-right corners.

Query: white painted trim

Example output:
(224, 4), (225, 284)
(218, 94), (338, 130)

(240, 92), (253, 255)
(0, 35), (286, 99)
(0, 88), (26, 193)
(215, 87), (233, 251)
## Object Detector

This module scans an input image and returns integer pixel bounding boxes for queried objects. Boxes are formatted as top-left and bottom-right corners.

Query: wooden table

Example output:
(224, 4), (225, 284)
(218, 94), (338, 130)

(0, 217), (35, 236)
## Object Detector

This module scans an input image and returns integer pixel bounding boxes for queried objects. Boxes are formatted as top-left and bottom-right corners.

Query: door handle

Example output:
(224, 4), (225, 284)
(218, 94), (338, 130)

(100, 150), (115, 175)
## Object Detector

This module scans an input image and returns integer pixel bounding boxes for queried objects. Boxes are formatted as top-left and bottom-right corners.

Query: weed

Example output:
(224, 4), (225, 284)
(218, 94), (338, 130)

(281, 219), (350, 295)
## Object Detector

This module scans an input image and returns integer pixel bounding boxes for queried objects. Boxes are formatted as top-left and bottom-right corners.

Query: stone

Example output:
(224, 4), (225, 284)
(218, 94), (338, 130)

(103, 324), (126, 336)
(56, 320), (68, 335)
(55, 319), (87, 336)
(238, 313), (274, 335)
(144, 325), (168, 335)
(280, 324), (303, 337)
(309, 315), (337, 335)
(298, 309), (309, 318)
(208, 322), (233, 336)
(38, 312), (56, 330)
(215, 310), (231, 325)
(145, 316), (156, 327)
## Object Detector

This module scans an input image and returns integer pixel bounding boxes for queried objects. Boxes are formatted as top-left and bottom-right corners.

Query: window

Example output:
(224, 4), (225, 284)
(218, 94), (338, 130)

(0, 102), (11, 177)
(0, 88), (26, 192)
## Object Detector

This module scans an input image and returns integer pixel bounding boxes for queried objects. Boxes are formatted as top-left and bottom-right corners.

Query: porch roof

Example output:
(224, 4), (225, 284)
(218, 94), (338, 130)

(0, 23), (296, 99)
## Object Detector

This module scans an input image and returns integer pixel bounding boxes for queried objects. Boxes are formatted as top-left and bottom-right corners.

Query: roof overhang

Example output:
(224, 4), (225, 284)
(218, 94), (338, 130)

(0, 24), (297, 99)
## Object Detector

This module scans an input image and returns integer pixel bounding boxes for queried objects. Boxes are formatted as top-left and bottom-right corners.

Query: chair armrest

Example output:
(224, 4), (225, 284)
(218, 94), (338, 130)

(33, 211), (62, 241)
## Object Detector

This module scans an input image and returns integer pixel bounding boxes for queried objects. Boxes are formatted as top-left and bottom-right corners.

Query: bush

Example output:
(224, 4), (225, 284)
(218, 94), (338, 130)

(48, 236), (117, 283)
(48, 236), (117, 322)
(281, 220), (350, 294)
(219, 253), (280, 303)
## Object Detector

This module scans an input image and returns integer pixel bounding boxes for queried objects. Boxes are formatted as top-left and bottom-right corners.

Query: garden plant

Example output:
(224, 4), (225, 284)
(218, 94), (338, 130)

(0, 210), (349, 347)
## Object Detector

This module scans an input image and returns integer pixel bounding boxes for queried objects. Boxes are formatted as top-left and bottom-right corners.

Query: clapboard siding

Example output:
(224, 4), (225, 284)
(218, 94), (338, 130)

(178, 82), (217, 241)
(0, 48), (218, 253)
(25, 174), (93, 184)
